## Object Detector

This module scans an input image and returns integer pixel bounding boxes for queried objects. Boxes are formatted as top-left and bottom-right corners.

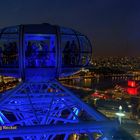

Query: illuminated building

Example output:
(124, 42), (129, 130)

(127, 80), (138, 95)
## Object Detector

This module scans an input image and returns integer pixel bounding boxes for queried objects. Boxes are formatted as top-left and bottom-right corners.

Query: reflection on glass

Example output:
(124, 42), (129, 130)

(78, 36), (91, 65)
(61, 35), (80, 66)
(60, 27), (75, 34)
(25, 35), (56, 68)
(61, 34), (92, 67)
(0, 35), (18, 68)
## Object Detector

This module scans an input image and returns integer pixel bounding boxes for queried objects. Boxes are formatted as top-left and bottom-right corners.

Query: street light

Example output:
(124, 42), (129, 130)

(115, 105), (125, 124)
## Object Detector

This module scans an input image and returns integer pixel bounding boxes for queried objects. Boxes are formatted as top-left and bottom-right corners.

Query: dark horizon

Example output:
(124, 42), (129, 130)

(0, 0), (140, 57)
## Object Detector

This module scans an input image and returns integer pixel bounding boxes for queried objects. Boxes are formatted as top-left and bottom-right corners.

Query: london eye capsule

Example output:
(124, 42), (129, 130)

(0, 23), (92, 82)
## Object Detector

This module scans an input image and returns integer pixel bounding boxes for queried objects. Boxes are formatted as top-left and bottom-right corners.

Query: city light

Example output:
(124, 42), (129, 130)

(127, 87), (138, 95)
(115, 112), (125, 117)
(128, 80), (136, 87)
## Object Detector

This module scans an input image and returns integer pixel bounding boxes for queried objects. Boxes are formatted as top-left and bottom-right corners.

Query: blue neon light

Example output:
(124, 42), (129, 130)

(0, 112), (4, 125)
(73, 107), (79, 120)
(0, 24), (117, 139)
(25, 34), (56, 68)
(25, 34), (54, 41)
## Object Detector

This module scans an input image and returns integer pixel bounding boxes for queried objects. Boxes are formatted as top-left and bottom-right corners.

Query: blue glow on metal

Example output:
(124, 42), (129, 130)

(0, 24), (118, 139)
(25, 34), (56, 68)
(25, 34), (54, 41)
(0, 112), (4, 125)
(0, 81), (118, 139)
(73, 107), (79, 120)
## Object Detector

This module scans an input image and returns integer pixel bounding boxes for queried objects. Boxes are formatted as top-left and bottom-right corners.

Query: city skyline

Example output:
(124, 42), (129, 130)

(0, 0), (140, 56)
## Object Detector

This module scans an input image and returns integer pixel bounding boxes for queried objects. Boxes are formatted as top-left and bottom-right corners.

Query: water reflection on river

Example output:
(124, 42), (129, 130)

(63, 76), (128, 90)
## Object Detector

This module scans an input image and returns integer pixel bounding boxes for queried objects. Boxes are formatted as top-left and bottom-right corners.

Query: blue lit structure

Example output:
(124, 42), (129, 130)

(0, 23), (118, 139)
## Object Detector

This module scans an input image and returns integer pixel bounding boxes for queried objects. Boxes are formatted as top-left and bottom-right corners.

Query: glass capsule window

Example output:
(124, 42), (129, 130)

(3, 26), (19, 34)
(25, 34), (56, 68)
(78, 36), (91, 66)
(61, 35), (80, 67)
(60, 27), (75, 35)
(0, 34), (19, 68)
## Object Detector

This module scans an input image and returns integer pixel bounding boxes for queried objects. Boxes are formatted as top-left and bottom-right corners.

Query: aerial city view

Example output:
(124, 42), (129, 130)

(0, 0), (140, 140)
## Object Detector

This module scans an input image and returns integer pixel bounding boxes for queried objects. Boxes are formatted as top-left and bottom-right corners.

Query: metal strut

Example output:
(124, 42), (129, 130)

(0, 80), (118, 139)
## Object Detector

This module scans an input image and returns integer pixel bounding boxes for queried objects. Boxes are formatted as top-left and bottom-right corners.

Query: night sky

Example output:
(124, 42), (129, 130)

(0, 0), (140, 56)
